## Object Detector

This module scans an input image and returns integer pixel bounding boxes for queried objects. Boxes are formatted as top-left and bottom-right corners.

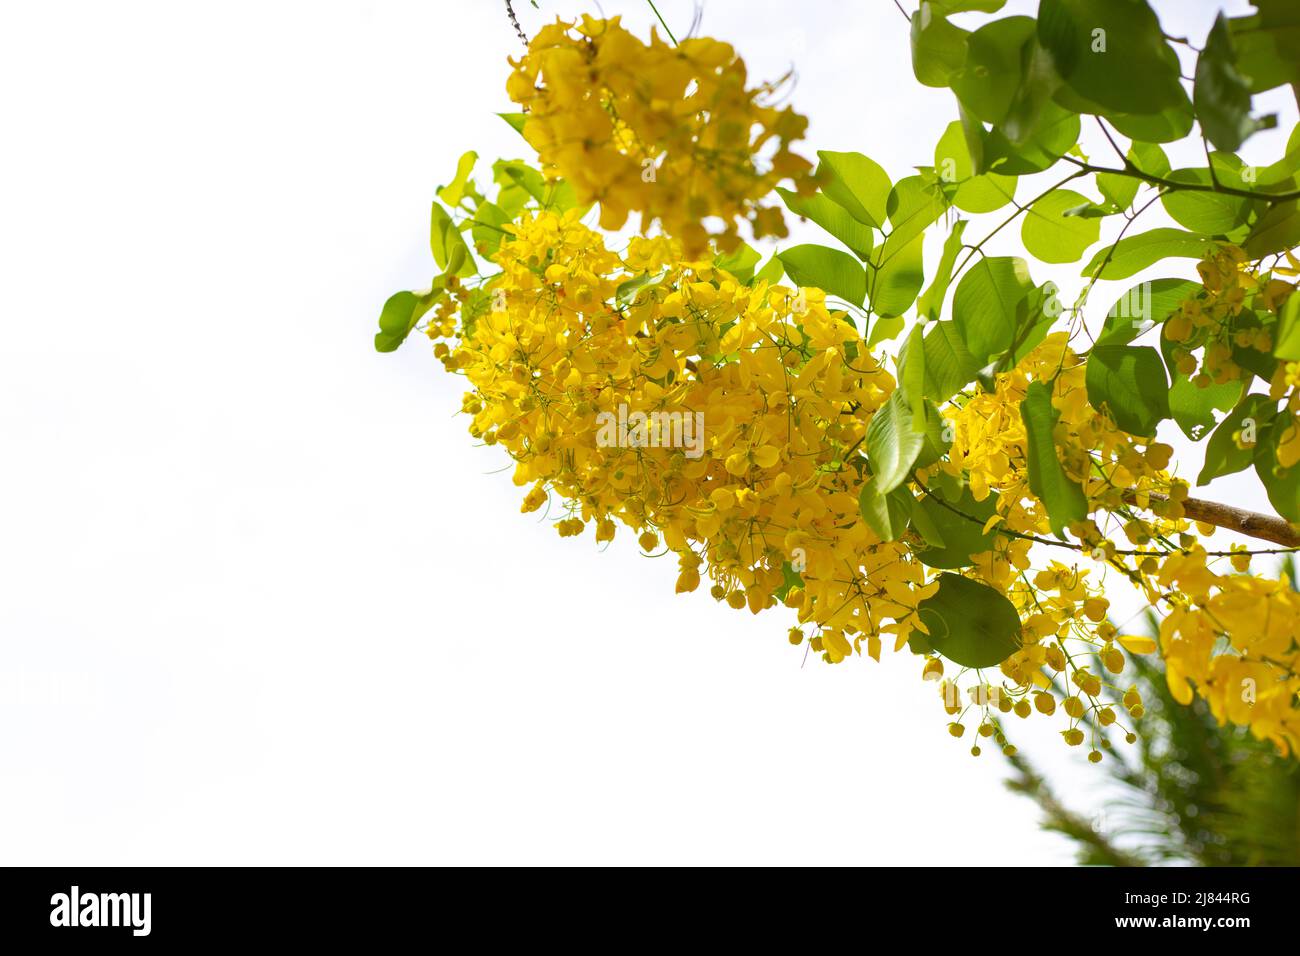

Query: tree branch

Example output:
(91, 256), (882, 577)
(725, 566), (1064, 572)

(1128, 491), (1300, 549)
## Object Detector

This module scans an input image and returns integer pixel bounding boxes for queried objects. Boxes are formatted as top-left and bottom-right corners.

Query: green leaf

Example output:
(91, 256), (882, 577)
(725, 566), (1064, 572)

(492, 159), (547, 202)
(932, 0), (1006, 12)
(884, 175), (946, 250)
(818, 151), (892, 228)
(1081, 228), (1214, 281)
(859, 480), (914, 542)
(1038, 0), (1188, 114)
(1097, 169), (1139, 210)
(497, 112), (527, 135)
(918, 219), (968, 323)
(869, 233), (925, 318)
(934, 121), (1019, 213)
(469, 200), (512, 257)
(914, 477), (1001, 569)
(1021, 380), (1088, 537)
(375, 285), (443, 353)
(955, 174), (1018, 214)
(1254, 414), (1300, 523)
(1274, 291), (1300, 361)
(752, 254), (784, 287)
(910, 8), (970, 88)
(921, 321), (981, 403)
(1130, 142), (1171, 179)
(778, 245), (867, 307)
(713, 243), (762, 283)
(777, 188), (874, 260)
(615, 271), (667, 307)
(1198, 394), (1277, 485)
(1169, 374), (1243, 442)
(982, 101), (1081, 175)
(1022, 188), (1102, 263)
(952, 256), (1034, 364)
(1228, 1), (1300, 95)
(1096, 277), (1200, 346)
(1244, 200), (1300, 259)
(951, 17), (1037, 124)
(1196, 14), (1277, 152)
(916, 573), (1022, 669)
(866, 390), (926, 495)
(1161, 167), (1257, 235)
(1107, 101), (1195, 144)
(436, 151), (478, 208)
(430, 202), (476, 277)
(900, 325), (928, 432)
(1085, 345), (1170, 436)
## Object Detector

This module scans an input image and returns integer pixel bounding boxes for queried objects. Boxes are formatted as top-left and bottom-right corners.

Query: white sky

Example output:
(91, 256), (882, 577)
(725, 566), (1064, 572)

(1, 0), (1292, 865)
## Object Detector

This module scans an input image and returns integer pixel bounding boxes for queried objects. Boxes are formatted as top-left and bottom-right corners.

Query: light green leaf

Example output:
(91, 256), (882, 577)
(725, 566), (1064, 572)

(430, 202), (476, 277)
(778, 244), (867, 307)
(437, 151), (478, 208)
(951, 17), (1037, 124)
(1095, 277), (1200, 346)
(922, 321), (981, 402)
(866, 390), (926, 495)
(918, 219), (968, 323)
(778, 187), (875, 259)
(1021, 380), (1088, 537)
(859, 480), (913, 542)
(1085, 345), (1170, 437)
(714, 243), (762, 283)
(910, 9), (970, 88)
(818, 151), (892, 228)
(1022, 188), (1102, 263)
(1081, 228), (1214, 281)
(1244, 200), (1300, 259)
(952, 256), (1034, 364)
(1275, 290), (1300, 360)
(375, 285), (443, 353)
(497, 112), (527, 135)
(869, 233), (926, 318)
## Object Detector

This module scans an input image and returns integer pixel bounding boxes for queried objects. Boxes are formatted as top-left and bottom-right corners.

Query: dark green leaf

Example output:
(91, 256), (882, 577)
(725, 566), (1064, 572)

(1038, 0), (1188, 114)
(1021, 380), (1088, 537)
(1196, 14), (1277, 152)
(916, 573), (1022, 668)
(1085, 345), (1170, 436)
(1198, 394), (1277, 485)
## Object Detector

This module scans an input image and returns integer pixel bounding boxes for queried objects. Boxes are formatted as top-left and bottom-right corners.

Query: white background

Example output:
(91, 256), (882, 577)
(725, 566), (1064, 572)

(1, 0), (1292, 865)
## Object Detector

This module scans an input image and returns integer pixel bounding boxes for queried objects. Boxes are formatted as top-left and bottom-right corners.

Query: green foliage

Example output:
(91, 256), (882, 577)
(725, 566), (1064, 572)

(914, 573), (1022, 668)
(866, 390), (926, 495)
(1084, 345), (1170, 437)
(1021, 381), (1087, 537)
(778, 244), (867, 307)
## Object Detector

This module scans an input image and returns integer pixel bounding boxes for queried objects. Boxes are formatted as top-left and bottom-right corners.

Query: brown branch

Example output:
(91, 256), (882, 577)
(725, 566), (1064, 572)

(504, 1), (528, 45)
(1127, 491), (1300, 548)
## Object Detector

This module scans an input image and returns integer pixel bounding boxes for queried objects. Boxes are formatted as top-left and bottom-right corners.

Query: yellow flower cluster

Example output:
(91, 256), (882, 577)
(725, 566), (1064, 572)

(438, 208), (939, 666)
(506, 16), (816, 256)
(1158, 552), (1300, 754)
(1166, 245), (1275, 386)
